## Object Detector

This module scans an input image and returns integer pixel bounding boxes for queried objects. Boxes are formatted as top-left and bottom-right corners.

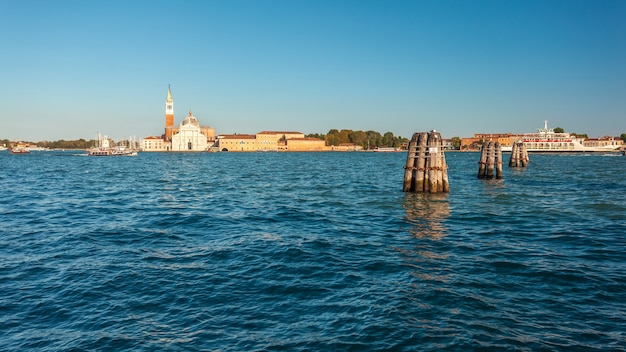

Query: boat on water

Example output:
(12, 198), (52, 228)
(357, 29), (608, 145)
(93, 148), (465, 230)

(9, 140), (31, 154)
(373, 147), (401, 152)
(10, 146), (30, 154)
(87, 133), (138, 156)
(502, 121), (622, 153)
(88, 148), (137, 156)
(27, 146), (52, 151)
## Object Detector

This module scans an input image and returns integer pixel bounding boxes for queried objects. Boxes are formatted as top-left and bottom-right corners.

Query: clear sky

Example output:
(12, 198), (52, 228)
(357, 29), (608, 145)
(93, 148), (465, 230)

(2, 0), (625, 141)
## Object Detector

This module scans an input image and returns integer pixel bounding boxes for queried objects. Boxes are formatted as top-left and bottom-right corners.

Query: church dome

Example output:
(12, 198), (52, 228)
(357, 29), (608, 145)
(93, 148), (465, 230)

(182, 110), (199, 126)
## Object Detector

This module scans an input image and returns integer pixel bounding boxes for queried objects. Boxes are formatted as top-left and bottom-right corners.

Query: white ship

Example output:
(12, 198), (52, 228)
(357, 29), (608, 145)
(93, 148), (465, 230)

(503, 121), (621, 153)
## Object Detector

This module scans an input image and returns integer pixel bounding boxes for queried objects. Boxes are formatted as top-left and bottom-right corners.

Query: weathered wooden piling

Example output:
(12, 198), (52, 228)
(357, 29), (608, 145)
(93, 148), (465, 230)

(509, 141), (529, 167)
(477, 141), (503, 179)
(403, 131), (449, 193)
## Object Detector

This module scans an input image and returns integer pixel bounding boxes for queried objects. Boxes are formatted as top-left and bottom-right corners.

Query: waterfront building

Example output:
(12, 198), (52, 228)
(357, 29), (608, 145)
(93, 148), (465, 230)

(218, 134), (258, 152)
(286, 137), (326, 151)
(442, 139), (456, 150)
(258, 131), (305, 151)
(461, 133), (518, 151)
(254, 132), (281, 151)
(139, 86), (348, 152)
(330, 143), (363, 151)
(141, 86), (216, 152)
(141, 136), (166, 151)
(170, 110), (210, 151)
(217, 131), (328, 152)
(263, 131), (306, 140)
(583, 136), (623, 149)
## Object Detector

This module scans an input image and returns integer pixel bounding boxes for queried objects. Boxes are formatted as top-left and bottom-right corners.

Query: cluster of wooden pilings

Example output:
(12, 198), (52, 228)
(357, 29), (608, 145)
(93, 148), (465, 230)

(403, 131), (449, 193)
(477, 141), (503, 179)
(509, 141), (529, 167)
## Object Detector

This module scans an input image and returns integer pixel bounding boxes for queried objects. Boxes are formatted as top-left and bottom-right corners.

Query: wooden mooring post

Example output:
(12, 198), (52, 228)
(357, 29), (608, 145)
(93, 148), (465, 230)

(477, 141), (503, 179)
(403, 130), (449, 193)
(509, 141), (529, 167)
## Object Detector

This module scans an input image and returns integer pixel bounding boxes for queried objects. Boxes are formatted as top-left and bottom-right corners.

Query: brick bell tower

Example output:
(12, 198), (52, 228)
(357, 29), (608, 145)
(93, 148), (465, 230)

(164, 85), (174, 141)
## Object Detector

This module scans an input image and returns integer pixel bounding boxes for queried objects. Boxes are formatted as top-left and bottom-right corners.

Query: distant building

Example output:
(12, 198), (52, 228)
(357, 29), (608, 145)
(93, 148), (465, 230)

(141, 86), (362, 152)
(461, 133), (521, 151)
(255, 132), (281, 151)
(286, 137), (326, 151)
(442, 139), (455, 150)
(329, 143), (363, 151)
(171, 110), (210, 151)
(583, 136), (623, 149)
(259, 131), (306, 140)
(217, 134), (258, 152)
(142, 136), (166, 151)
(217, 131), (332, 152)
(141, 86), (215, 152)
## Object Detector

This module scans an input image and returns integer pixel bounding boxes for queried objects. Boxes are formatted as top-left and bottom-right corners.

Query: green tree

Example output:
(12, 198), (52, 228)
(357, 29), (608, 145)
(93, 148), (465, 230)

(554, 127), (564, 133)
(306, 133), (325, 140)
(338, 129), (352, 144)
(325, 129), (340, 146)
(350, 130), (367, 148)
(620, 133), (626, 141)
(365, 130), (382, 149)
(395, 136), (409, 149)
(382, 132), (395, 147)
(451, 137), (461, 149)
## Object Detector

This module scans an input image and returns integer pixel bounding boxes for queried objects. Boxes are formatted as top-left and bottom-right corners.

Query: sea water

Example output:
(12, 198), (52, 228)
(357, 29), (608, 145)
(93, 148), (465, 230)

(1, 151), (625, 351)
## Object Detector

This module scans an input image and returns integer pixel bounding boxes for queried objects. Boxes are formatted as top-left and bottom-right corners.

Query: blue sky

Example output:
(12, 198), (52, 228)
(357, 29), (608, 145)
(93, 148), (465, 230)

(2, 0), (625, 141)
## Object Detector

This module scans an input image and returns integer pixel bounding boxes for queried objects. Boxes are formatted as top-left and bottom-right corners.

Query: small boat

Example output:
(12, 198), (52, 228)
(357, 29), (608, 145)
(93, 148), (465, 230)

(10, 140), (30, 154)
(373, 147), (401, 152)
(10, 146), (30, 154)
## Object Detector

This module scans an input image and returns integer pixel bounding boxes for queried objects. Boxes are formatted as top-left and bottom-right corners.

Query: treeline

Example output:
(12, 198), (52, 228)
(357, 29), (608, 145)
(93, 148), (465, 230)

(1, 139), (95, 149)
(38, 139), (95, 149)
(306, 129), (409, 150)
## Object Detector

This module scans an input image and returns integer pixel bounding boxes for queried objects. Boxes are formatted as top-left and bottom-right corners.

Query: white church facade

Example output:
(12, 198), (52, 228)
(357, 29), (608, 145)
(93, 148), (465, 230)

(170, 110), (209, 151)
(141, 86), (215, 152)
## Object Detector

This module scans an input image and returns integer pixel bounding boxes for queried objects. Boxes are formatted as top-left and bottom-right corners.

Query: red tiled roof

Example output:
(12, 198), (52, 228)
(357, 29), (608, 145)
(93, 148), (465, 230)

(257, 131), (303, 135)
(220, 134), (256, 139)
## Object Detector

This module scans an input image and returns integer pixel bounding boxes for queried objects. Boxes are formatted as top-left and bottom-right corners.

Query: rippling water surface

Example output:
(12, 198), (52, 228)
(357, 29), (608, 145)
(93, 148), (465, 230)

(1, 150), (625, 351)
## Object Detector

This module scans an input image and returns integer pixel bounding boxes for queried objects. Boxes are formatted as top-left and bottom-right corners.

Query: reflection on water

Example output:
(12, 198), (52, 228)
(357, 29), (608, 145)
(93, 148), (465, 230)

(398, 193), (454, 335)
(400, 193), (452, 284)
(403, 193), (450, 240)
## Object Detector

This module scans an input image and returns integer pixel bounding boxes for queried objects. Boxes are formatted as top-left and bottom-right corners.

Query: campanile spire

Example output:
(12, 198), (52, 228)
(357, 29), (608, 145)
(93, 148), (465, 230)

(165, 85), (175, 140)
